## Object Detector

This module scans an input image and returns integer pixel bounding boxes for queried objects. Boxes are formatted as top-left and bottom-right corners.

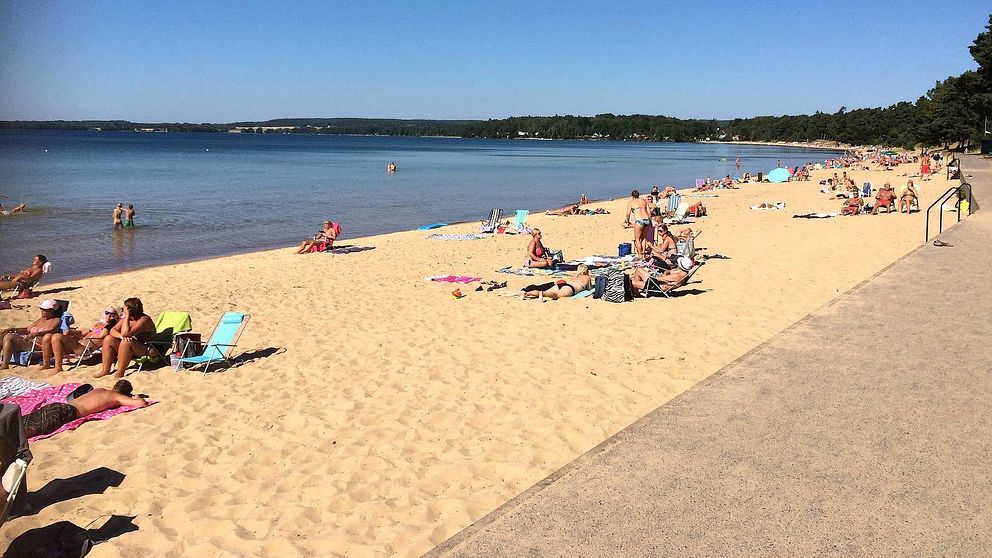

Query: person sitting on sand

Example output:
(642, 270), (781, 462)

(740, 172), (751, 183)
(579, 193), (589, 205)
(720, 175), (737, 189)
(296, 220), (340, 254)
(899, 180), (918, 213)
(0, 299), (64, 370)
(631, 257), (693, 294)
(645, 222), (678, 268)
(872, 183), (896, 214)
(527, 229), (554, 268)
(0, 203), (26, 216)
(38, 306), (119, 375)
(0, 255), (47, 292)
(95, 297), (156, 379)
(22, 379), (147, 438)
(841, 193), (863, 215)
(521, 266), (592, 300)
(546, 204), (580, 216)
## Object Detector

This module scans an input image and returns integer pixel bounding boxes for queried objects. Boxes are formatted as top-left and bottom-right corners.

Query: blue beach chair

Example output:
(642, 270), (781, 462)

(512, 210), (529, 233)
(174, 312), (250, 374)
(666, 193), (681, 215)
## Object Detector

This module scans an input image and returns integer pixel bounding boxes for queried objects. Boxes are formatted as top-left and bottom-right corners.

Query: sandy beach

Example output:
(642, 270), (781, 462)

(0, 160), (955, 556)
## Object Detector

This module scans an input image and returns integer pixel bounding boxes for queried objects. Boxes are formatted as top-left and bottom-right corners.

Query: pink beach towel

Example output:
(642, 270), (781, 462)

(428, 275), (481, 283)
(2, 382), (157, 442)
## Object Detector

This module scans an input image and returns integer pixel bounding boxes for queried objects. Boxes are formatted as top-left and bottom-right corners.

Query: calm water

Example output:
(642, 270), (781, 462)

(0, 131), (842, 280)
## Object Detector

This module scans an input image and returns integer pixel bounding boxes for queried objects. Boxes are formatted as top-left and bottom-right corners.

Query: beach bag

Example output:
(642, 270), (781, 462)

(549, 250), (565, 264)
(171, 332), (203, 358)
(593, 275), (608, 299)
(603, 270), (632, 303)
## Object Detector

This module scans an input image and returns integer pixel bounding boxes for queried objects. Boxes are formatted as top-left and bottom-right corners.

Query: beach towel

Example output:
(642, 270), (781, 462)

(496, 266), (567, 277)
(0, 377), (50, 400)
(325, 245), (376, 254)
(572, 289), (594, 298)
(3, 383), (156, 442)
(417, 223), (448, 230)
(750, 202), (786, 210)
(684, 194), (719, 198)
(427, 275), (481, 283)
(427, 233), (493, 241)
(792, 212), (841, 219)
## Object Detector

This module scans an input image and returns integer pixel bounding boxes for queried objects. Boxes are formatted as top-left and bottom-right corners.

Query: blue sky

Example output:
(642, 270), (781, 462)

(0, 1), (988, 122)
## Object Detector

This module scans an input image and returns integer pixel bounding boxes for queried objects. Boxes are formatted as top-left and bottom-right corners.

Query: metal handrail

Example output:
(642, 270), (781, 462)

(925, 182), (973, 242)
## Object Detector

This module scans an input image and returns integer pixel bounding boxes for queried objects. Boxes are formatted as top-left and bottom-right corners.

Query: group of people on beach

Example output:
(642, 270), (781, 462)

(112, 203), (136, 229)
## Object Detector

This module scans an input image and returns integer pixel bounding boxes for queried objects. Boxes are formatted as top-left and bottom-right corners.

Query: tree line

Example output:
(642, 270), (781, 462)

(3, 15), (990, 149)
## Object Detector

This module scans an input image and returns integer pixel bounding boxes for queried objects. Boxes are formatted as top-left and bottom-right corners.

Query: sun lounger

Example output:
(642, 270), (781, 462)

(480, 209), (502, 233)
(134, 311), (192, 372)
(666, 193), (681, 214)
(173, 312), (250, 374)
(0, 261), (52, 300)
(511, 210), (530, 233)
(637, 266), (700, 298)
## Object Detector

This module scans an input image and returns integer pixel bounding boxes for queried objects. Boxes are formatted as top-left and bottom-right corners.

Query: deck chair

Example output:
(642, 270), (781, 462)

(0, 403), (31, 526)
(637, 266), (700, 298)
(511, 210), (530, 233)
(861, 182), (872, 198)
(22, 300), (73, 366)
(480, 208), (502, 233)
(666, 193), (681, 214)
(0, 261), (52, 300)
(665, 201), (690, 224)
(174, 312), (250, 374)
(135, 311), (192, 372)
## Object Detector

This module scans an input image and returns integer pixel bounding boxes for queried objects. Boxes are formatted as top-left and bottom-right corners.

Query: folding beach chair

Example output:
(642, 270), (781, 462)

(480, 208), (502, 233)
(666, 193), (681, 215)
(0, 403), (31, 526)
(665, 201), (690, 224)
(134, 311), (192, 372)
(0, 261), (52, 301)
(174, 311), (250, 374)
(511, 210), (530, 233)
(861, 182), (872, 199)
(637, 266), (700, 298)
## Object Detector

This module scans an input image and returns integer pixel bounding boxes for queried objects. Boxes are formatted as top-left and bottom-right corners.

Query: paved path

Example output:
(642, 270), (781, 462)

(429, 155), (992, 557)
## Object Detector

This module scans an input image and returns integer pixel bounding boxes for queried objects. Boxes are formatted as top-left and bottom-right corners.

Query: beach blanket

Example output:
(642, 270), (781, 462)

(572, 289), (595, 298)
(418, 223), (448, 230)
(325, 245), (376, 254)
(496, 266), (567, 277)
(427, 233), (493, 241)
(793, 212), (841, 219)
(3, 382), (157, 442)
(684, 194), (719, 198)
(573, 255), (637, 267)
(427, 275), (481, 283)
(0, 376), (50, 400)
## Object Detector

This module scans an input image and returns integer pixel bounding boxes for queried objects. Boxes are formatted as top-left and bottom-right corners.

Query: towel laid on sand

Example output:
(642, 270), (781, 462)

(0, 376), (50, 400)
(793, 212), (841, 219)
(418, 223), (448, 230)
(427, 233), (493, 241)
(751, 202), (786, 210)
(427, 275), (481, 283)
(496, 266), (567, 277)
(3, 383), (157, 442)
(325, 245), (376, 254)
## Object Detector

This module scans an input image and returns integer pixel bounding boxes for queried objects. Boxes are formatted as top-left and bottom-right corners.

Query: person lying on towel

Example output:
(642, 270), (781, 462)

(23, 380), (147, 438)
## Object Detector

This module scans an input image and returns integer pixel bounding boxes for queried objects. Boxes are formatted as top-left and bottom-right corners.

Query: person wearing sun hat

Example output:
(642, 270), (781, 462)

(0, 299), (63, 370)
(37, 305), (120, 375)
(630, 256), (695, 295)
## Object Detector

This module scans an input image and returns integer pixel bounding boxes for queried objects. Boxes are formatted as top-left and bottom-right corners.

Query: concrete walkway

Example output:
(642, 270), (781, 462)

(429, 155), (992, 557)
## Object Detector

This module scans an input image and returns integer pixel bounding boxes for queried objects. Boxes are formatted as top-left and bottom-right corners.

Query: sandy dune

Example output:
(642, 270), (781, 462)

(0, 161), (953, 556)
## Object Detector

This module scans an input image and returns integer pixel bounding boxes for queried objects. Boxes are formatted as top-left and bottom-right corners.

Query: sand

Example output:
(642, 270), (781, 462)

(0, 161), (953, 556)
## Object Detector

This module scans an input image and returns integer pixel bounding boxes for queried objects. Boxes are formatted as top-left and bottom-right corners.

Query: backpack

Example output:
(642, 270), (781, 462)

(602, 270), (633, 303)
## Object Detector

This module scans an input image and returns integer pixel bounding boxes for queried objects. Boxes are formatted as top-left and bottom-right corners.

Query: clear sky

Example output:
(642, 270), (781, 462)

(1, 1), (989, 122)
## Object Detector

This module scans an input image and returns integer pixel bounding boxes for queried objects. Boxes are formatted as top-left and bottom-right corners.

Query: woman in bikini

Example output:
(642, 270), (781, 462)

(521, 266), (592, 300)
(296, 220), (340, 254)
(0, 299), (63, 370)
(38, 306), (119, 375)
(900, 180), (918, 213)
(527, 229), (554, 268)
(95, 297), (156, 379)
(624, 190), (651, 257)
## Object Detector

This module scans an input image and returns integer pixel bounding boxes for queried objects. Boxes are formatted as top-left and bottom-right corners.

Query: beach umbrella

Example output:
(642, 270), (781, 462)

(767, 167), (790, 183)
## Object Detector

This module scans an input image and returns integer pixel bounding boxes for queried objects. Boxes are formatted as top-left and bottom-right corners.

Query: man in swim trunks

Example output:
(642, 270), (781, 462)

(520, 266), (592, 300)
(0, 255), (47, 292)
(22, 380), (147, 438)
(113, 203), (123, 229)
(122, 204), (135, 229)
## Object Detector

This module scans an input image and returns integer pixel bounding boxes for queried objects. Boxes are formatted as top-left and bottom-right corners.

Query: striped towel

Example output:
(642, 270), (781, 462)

(428, 233), (493, 241)
(0, 376), (50, 400)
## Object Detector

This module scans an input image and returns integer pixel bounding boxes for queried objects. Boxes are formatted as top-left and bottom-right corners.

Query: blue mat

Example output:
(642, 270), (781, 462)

(418, 223), (448, 230)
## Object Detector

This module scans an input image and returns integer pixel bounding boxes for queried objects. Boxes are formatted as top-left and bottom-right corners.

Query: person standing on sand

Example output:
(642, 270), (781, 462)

(113, 203), (123, 229)
(22, 379), (147, 438)
(122, 204), (135, 229)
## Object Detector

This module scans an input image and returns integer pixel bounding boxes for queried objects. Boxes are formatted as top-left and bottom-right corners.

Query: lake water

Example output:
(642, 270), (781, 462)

(0, 131), (843, 280)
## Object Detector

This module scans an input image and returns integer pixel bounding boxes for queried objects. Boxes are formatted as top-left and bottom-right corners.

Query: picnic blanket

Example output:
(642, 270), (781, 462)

(3, 382), (157, 442)
(496, 266), (568, 277)
(325, 245), (376, 254)
(427, 275), (481, 283)
(0, 376), (50, 400)
(793, 212), (841, 219)
(427, 233), (493, 241)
